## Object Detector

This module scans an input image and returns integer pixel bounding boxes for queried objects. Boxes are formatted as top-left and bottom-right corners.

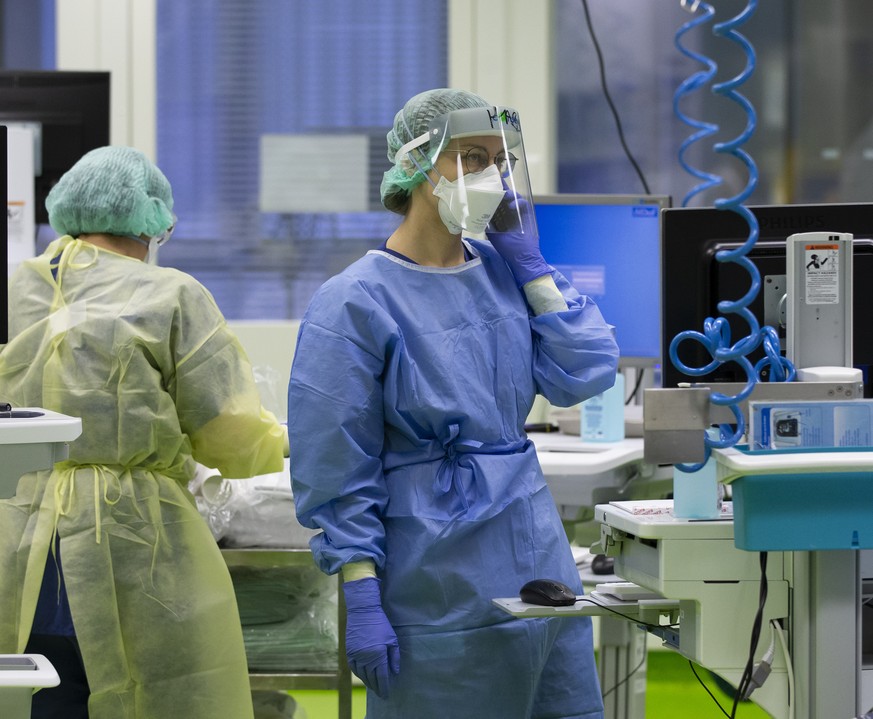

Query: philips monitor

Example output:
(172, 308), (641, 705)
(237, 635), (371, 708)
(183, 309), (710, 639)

(661, 203), (873, 395)
(0, 70), (110, 226)
(533, 193), (671, 368)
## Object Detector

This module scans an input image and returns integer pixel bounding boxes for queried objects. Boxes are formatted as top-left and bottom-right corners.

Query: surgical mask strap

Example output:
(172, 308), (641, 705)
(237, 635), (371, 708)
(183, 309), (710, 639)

(146, 238), (160, 265)
(126, 234), (161, 265)
(126, 234), (150, 250)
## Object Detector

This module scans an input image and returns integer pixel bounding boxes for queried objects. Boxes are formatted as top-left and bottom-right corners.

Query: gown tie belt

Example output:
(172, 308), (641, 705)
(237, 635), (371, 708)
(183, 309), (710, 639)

(434, 424), (527, 510)
(53, 465), (124, 545)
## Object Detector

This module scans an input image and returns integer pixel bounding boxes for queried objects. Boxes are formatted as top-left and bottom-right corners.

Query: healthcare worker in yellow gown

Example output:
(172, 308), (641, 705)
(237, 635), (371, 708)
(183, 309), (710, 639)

(0, 146), (287, 719)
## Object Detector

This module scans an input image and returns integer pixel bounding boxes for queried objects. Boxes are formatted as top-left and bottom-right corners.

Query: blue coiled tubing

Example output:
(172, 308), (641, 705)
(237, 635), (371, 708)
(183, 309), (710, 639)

(670, 0), (795, 471)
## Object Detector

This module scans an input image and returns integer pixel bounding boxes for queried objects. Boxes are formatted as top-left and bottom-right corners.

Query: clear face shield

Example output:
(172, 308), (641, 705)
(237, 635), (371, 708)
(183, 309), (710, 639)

(398, 106), (539, 239)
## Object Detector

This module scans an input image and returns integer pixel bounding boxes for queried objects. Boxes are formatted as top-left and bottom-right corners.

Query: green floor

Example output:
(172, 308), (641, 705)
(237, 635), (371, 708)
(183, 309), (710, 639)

(288, 650), (771, 718)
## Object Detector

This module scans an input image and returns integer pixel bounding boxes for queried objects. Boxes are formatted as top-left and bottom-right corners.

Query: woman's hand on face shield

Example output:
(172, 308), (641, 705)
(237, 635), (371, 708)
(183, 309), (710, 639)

(486, 191), (551, 286)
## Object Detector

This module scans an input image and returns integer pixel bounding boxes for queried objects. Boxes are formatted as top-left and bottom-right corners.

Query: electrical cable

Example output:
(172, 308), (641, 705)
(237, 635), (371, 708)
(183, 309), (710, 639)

(669, 0), (795, 472)
(572, 597), (680, 633)
(730, 551), (769, 719)
(579, 0), (651, 195)
(625, 368), (645, 405)
(687, 661), (731, 718)
(578, 0), (659, 404)
(741, 620), (776, 700)
(601, 641), (647, 701)
(771, 619), (795, 719)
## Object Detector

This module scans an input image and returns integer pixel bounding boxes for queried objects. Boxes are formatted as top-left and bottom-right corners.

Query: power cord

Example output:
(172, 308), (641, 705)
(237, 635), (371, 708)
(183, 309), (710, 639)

(579, 0), (651, 195)
(601, 642), (647, 702)
(741, 622), (775, 700)
(574, 596), (680, 632)
(771, 619), (795, 719)
(688, 575), (791, 719)
(688, 661), (731, 718)
(577, 0), (658, 405)
(625, 367), (646, 405)
(730, 551), (769, 718)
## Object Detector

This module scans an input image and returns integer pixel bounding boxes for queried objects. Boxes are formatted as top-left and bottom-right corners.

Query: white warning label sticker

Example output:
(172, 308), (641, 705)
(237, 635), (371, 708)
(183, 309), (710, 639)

(803, 243), (840, 304)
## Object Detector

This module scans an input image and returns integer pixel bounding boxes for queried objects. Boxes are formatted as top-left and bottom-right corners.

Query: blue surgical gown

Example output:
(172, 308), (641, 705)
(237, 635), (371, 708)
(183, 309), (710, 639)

(288, 239), (618, 719)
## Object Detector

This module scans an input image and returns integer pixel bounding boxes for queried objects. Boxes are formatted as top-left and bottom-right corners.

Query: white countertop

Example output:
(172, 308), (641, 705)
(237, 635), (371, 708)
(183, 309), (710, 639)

(0, 408), (82, 444)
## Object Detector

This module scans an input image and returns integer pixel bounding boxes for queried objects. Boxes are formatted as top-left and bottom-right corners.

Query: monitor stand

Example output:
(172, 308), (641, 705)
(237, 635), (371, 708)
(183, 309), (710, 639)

(0, 408), (82, 717)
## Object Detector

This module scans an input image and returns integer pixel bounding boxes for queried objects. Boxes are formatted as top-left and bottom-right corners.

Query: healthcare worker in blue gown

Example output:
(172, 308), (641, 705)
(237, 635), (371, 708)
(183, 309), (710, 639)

(288, 88), (618, 719)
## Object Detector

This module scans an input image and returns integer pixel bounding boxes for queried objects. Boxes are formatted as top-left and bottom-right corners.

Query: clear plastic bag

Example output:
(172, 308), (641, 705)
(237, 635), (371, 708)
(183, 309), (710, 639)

(190, 461), (317, 548)
(252, 690), (308, 719)
(231, 564), (338, 672)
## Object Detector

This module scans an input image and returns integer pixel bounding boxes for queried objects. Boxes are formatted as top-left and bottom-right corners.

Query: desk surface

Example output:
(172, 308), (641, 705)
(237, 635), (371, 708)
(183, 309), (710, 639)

(595, 500), (735, 540)
(531, 433), (646, 474)
(531, 433), (671, 512)
(0, 409), (82, 444)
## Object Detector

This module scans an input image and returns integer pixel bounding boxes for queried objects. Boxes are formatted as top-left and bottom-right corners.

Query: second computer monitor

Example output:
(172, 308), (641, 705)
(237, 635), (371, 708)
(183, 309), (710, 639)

(533, 193), (670, 368)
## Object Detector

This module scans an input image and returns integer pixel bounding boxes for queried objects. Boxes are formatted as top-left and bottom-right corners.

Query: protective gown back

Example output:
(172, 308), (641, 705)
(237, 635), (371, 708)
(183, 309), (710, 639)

(0, 237), (287, 719)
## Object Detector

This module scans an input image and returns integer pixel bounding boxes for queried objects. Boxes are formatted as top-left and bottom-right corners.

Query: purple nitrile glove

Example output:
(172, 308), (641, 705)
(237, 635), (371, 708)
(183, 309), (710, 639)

(343, 577), (400, 699)
(486, 193), (551, 286)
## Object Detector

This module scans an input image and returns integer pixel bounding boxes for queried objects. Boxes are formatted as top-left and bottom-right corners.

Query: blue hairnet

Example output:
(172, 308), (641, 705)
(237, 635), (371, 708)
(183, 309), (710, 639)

(380, 88), (491, 213)
(46, 146), (175, 239)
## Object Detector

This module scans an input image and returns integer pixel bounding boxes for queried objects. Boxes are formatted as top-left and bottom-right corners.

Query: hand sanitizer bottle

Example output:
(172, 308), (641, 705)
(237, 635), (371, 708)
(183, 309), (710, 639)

(580, 373), (625, 442)
(673, 428), (725, 519)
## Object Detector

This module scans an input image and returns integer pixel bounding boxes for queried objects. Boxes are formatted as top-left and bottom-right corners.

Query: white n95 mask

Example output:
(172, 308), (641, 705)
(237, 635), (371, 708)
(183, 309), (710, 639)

(432, 164), (505, 235)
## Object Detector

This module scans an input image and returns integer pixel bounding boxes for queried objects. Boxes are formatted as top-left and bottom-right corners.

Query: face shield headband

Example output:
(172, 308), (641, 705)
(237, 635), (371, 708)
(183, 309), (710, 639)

(395, 106), (539, 238)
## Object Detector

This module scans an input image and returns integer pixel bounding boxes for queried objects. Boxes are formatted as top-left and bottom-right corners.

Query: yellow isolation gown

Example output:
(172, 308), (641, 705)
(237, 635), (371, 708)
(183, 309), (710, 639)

(0, 237), (287, 719)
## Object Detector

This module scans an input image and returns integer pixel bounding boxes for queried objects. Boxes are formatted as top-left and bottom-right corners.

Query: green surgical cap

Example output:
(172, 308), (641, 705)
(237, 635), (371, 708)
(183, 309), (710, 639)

(380, 88), (491, 214)
(46, 146), (175, 239)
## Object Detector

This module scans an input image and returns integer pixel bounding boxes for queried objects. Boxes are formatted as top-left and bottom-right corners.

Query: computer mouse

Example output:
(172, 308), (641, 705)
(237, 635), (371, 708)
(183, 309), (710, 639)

(591, 554), (615, 576)
(519, 578), (577, 607)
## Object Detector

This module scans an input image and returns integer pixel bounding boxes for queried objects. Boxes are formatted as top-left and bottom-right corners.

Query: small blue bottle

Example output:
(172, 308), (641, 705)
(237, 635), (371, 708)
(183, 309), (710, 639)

(672, 428), (724, 519)
(580, 373), (625, 442)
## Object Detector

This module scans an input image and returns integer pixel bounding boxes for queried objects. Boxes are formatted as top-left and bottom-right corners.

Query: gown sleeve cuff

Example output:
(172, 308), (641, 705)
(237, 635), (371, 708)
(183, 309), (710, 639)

(341, 560), (377, 583)
(523, 274), (568, 315)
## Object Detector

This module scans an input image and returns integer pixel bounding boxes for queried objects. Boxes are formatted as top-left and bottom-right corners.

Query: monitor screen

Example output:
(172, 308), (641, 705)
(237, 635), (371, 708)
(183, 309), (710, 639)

(533, 193), (671, 367)
(661, 203), (873, 395)
(0, 70), (110, 226)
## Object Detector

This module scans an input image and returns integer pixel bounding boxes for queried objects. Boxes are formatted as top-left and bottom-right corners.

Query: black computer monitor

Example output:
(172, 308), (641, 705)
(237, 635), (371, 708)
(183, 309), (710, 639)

(534, 193), (671, 368)
(0, 70), (110, 226)
(661, 203), (873, 394)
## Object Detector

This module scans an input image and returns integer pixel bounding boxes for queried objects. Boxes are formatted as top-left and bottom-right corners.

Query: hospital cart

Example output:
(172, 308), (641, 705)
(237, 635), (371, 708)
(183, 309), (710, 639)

(0, 409), (81, 719)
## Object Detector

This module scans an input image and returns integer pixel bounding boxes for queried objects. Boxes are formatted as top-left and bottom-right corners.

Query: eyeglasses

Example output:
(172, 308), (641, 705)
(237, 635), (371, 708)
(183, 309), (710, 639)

(443, 146), (518, 177)
(155, 214), (178, 246)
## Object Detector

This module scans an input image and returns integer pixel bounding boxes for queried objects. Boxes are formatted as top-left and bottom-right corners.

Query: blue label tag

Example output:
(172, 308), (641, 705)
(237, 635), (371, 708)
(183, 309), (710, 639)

(760, 407), (771, 448)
